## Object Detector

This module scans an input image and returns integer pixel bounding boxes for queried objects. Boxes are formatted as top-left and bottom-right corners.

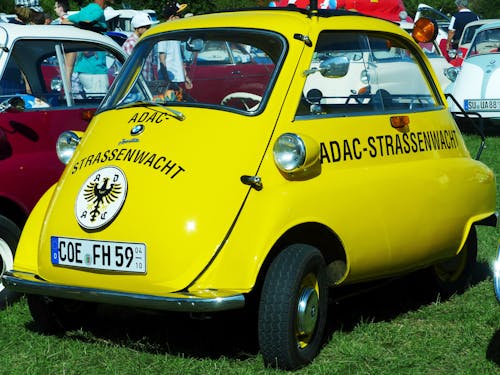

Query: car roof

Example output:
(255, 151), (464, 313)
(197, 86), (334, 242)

(0, 23), (124, 51)
(141, 8), (407, 39)
(475, 20), (500, 32)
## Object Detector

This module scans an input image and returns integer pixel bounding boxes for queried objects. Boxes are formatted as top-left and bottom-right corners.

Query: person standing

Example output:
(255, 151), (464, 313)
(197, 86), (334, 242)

(123, 13), (157, 81)
(446, 0), (479, 51)
(61, 0), (107, 32)
(51, 0), (70, 25)
(11, 0), (45, 24)
(123, 13), (155, 55)
(157, 2), (192, 90)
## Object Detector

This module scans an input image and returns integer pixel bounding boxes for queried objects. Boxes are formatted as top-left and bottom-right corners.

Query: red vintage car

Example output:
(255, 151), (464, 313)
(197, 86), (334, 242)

(183, 41), (275, 105)
(0, 23), (126, 306)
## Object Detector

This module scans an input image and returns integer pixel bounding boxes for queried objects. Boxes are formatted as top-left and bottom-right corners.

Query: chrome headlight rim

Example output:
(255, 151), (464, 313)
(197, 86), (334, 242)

(273, 133), (306, 173)
(56, 131), (81, 165)
(444, 66), (460, 82)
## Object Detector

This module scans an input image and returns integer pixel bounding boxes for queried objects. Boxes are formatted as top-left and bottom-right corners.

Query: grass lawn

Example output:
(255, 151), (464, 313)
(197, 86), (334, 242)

(1, 134), (499, 375)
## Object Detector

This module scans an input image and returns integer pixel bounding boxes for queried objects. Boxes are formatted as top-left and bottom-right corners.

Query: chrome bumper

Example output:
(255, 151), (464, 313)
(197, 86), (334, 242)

(2, 270), (246, 312)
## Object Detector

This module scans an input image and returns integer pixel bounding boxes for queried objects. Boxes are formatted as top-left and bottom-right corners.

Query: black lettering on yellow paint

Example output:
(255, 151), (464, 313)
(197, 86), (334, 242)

(70, 147), (186, 180)
(128, 113), (138, 123)
(128, 111), (169, 125)
(320, 130), (459, 164)
(319, 142), (331, 164)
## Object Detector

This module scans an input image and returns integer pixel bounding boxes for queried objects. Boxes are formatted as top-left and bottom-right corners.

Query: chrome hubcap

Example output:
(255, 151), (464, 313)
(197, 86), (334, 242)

(0, 238), (14, 293)
(296, 286), (319, 337)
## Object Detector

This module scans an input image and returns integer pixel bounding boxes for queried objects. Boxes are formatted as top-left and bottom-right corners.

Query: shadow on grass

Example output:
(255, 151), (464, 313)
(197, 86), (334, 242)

(487, 330), (500, 366)
(23, 261), (493, 362)
(325, 260), (492, 334)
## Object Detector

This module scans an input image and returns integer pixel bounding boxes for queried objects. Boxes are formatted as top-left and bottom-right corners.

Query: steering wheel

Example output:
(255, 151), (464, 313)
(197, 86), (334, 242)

(220, 92), (262, 111)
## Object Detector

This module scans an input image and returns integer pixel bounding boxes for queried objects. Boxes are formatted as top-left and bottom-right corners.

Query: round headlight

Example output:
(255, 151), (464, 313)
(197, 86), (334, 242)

(56, 131), (81, 165)
(444, 67), (460, 82)
(273, 133), (306, 172)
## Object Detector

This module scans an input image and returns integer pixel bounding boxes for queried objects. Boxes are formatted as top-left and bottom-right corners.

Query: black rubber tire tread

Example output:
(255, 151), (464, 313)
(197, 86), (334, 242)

(0, 214), (21, 308)
(258, 243), (328, 370)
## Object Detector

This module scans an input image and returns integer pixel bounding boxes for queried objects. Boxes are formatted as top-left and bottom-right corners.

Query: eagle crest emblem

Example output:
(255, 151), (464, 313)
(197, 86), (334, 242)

(75, 166), (128, 230)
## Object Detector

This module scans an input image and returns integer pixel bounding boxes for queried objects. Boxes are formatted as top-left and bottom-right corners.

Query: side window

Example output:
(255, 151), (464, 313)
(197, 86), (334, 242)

(0, 39), (123, 110)
(299, 31), (439, 117)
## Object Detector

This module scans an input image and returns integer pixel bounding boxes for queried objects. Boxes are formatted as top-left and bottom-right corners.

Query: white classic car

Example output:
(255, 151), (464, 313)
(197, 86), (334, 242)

(447, 19), (500, 66)
(303, 20), (452, 106)
(446, 21), (500, 129)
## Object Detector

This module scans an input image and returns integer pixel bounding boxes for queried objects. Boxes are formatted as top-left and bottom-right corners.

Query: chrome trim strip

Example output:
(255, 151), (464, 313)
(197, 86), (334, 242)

(2, 271), (245, 313)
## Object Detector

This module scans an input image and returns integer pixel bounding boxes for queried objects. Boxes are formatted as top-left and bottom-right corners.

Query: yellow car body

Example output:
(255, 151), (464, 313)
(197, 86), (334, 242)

(4, 7), (497, 370)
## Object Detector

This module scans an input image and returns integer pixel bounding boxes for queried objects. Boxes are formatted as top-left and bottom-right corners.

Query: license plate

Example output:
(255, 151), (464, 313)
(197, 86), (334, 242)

(464, 99), (500, 111)
(51, 236), (146, 273)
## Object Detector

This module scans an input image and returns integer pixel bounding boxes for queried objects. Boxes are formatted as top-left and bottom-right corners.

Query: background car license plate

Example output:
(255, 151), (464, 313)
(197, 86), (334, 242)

(464, 99), (500, 111)
(51, 236), (146, 273)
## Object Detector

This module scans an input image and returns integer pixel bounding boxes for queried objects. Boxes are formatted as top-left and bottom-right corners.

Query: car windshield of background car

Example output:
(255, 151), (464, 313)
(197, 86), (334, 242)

(467, 27), (500, 56)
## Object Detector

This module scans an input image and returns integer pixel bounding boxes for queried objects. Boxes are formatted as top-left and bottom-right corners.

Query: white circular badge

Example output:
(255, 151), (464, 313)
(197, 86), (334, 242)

(75, 166), (128, 230)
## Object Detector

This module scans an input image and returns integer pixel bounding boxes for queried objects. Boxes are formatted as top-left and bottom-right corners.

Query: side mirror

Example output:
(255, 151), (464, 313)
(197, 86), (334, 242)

(304, 56), (350, 78)
(186, 38), (204, 52)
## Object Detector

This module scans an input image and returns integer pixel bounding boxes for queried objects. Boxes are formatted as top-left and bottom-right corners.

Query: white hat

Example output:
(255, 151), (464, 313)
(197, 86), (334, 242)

(104, 7), (121, 21)
(131, 13), (157, 29)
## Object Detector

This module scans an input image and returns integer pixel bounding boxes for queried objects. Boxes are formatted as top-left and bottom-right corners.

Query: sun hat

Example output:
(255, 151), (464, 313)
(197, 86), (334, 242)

(104, 6), (121, 21)
(131, 12), (158, 29)
(15, 0), (44, 13)
(163, 2), (188, 18)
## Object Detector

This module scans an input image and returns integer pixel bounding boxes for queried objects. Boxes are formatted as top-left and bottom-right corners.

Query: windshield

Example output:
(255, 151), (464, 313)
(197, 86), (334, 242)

(467, 27), (500, 57)
(100, 29), (283, 114)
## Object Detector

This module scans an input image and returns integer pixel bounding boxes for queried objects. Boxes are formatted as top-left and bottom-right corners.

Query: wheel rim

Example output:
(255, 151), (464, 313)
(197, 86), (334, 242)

(434, 248), (468, 283)
(295, 272), (320, 349)
(0, 238), (14, 293)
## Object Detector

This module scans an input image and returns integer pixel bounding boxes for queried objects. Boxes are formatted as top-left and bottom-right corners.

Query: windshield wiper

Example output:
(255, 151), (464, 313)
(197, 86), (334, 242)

(115, 100), (185, 121)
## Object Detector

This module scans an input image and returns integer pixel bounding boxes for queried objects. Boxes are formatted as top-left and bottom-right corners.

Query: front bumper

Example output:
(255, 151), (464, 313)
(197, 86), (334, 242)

(2, 270), (246, 312)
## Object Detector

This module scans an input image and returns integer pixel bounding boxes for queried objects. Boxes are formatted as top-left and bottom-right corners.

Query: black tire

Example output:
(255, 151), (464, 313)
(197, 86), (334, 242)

(27, 295), (96, 334)
(429, 226), (477, 298)
(0, 215), (21, 308)
(258, 244), (328, 370)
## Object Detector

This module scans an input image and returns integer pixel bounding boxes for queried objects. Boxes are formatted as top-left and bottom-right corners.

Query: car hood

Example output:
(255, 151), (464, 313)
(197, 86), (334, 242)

(35, 106), (276, 294)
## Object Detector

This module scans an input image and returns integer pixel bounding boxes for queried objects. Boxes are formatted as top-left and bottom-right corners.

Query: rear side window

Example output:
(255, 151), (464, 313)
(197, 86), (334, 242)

(298, 31), (441, 117)
(0, 40), (123, 110)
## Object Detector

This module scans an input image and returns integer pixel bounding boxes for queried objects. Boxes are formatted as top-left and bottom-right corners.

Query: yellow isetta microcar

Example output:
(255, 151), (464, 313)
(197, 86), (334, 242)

(3, 6), (498, 370)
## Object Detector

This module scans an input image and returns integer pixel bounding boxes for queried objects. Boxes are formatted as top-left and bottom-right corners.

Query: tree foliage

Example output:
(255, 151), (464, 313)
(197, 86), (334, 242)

(1, 0), (498, 21)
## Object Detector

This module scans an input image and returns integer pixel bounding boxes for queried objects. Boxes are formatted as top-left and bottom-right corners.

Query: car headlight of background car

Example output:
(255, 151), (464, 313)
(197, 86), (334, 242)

(445, 66), (460, 82)
(56, 131), (82, 165)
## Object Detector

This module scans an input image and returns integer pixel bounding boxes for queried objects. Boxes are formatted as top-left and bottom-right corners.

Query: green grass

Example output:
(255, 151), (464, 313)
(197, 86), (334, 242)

(1, 134), (499, 375)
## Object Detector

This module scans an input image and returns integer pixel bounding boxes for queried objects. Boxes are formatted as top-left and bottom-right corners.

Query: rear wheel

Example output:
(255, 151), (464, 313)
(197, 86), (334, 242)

(0, 215), (21, 308)
(27, 295), (95, 334)
(258, 244), (328, 370)
(429, 226), (477, 298)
